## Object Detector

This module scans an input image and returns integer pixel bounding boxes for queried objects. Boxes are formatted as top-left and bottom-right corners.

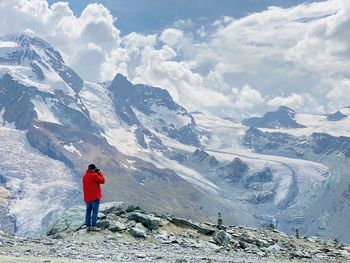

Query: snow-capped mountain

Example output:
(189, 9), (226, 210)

(1, 33), (350, 242)
(242, 106), (306, 129)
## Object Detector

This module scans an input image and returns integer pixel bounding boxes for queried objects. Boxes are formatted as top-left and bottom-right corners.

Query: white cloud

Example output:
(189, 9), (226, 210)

(160, 28), (184, 46)
(123, 32), (157, 48)
(0, 0), (350, 118)
(231, 84), (265, 110)
(326, 78), (350, 108)
(267, 93), (324, 113)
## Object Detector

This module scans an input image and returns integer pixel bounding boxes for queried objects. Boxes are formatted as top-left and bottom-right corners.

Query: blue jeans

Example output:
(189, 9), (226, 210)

(85, 199), (100, 227)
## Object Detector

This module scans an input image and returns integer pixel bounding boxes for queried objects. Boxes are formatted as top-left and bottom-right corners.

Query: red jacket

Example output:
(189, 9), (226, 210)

(82, 169), (105, 202)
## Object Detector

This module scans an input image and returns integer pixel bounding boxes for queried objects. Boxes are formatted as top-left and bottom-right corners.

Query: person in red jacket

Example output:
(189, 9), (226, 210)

(82, 164), (105, 231)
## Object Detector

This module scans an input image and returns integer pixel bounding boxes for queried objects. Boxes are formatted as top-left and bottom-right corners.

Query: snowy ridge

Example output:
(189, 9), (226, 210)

(0, 126), (80, 236)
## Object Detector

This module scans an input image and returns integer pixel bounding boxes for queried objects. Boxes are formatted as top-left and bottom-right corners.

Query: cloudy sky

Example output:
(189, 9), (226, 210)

(0, 0), (349, 119)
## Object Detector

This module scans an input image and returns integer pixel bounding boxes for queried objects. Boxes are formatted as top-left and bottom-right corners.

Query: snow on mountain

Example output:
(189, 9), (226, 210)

(0, 33), (82, 96)
(107, 74), (203, 148)
(0, 33), (91, 130)
(0, 126), (80, 236)
(192, 112), (332, 232)
(242, 106), (306, 129)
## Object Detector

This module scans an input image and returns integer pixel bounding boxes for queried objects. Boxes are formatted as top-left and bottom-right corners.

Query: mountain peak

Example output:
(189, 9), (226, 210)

(1, 32), (52, 50)
(242, 106), (305, 129)
(277, 105), (296, 114)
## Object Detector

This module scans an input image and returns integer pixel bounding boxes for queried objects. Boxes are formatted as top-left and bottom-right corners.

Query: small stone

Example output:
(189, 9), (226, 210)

(255, 239), (269, 248)
(108, 221), (127, 232)
(98, 212), (106, 219)
(129, 223), (147, 238)
(290, 250), (312, 259)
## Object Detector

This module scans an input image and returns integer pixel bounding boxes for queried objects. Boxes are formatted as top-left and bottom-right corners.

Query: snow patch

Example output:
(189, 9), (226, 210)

(63, 143), (82, 157)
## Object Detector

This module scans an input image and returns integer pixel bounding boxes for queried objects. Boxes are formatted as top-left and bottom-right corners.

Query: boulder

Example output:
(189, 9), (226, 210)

(98, 212), (106, 219)
(129, 223), (147, 238)
(170, 217), (215, 235)
(108, 221), (127, 232)
(99, 202), (125, 215)
(127, 212), (160, 230)
(290, 250), (312, 259)
(47, 205), (85, 235)
(240, 232), (257, 244)
(96, 219), (110, 229)
(213, 230), (231, 246)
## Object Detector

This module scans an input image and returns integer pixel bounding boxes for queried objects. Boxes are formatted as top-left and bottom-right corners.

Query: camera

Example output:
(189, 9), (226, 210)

(95, 168), (100, 173)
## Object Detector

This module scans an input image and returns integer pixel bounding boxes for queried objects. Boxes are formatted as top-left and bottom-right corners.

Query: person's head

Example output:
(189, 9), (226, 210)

(88, 164), (96, 170)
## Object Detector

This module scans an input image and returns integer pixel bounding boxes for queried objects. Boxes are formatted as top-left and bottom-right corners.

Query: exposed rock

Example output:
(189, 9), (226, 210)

(129, 223), (147, 238)
(127, 212), (161, 230)
(290, 250), (312, 259)
(170, 217), (215, 235)
(213, 230), (231, 246)
(96, 219), (110, 229)
(327, 111), (347, 121)
(242, 106), (306, 129)
(47, 205), (85, 235)
(100, 202), (126, 215)
(108, 221), (127, 232)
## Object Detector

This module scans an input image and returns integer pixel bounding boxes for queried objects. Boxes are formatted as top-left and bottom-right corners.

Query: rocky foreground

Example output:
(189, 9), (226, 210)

(1, 202), (350, 262)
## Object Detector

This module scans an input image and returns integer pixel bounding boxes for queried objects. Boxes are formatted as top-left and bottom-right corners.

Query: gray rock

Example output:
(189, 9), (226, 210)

(96, 219), (110, 229)
(108, 221), (127, 232)
(98, 212), (106, 219)
(265, 244), (282, 253)
(47, 205), (85, 235)
(213, 230), (231, 246)
(290, 250), (312, 258)
(255, 238), (269, 248)
(129, 223), (147, 238)
(99, 202), (125, 215)
(170, 217), (215, 235)
(127, 212), (160, 230)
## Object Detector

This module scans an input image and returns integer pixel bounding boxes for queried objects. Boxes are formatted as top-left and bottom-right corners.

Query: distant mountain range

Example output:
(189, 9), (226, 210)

(1, 33), (350, 242)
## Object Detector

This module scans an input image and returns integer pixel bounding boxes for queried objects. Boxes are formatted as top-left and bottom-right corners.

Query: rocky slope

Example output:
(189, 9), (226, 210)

(1, 201), (350, 263)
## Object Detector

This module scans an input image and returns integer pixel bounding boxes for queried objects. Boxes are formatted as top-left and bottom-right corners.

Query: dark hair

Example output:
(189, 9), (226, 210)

(88, 164), (96, 170)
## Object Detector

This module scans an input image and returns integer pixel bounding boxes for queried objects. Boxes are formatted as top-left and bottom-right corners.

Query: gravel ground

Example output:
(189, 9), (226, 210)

(1, 230), (349, 263)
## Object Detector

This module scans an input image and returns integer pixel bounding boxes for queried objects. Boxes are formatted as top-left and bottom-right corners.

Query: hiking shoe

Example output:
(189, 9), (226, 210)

(86, 227), (91, 232)
(90, 226), (101, 231)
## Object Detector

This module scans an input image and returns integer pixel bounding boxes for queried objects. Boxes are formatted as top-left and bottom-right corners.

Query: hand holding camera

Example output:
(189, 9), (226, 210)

(95, 168), (100, 173)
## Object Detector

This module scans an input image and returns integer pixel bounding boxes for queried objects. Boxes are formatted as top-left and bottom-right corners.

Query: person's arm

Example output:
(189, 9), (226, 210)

(94, 171), (105, 184)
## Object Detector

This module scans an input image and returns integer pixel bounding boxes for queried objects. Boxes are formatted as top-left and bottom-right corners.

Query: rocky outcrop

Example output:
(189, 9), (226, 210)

(242, 106), (306, 129)
(127, 212), (161, 230)
(218, 157), (248, 183)
(108, 73), (202, 147)
(327, 111), (347, 121)
(42, 202), (350, 262)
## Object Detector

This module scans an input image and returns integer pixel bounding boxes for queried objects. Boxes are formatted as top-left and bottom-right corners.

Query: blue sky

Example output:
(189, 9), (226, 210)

(47, 0), (323, 35)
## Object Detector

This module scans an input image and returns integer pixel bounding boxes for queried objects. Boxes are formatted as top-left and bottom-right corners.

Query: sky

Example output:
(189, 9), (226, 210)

(0, 0), (349, 119)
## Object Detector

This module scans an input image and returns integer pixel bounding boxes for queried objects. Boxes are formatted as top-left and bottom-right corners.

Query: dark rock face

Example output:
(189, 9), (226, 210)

(218, 157), (249, 183)
(108, 74), (201, 147)
(243, 127), (350, 158)
(191, 149), (219, 168)
(0, 74), (37, 130)
(327, 111), (347, 121)
(242, 106), (306, 129)
(245, 167), (273, 187)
